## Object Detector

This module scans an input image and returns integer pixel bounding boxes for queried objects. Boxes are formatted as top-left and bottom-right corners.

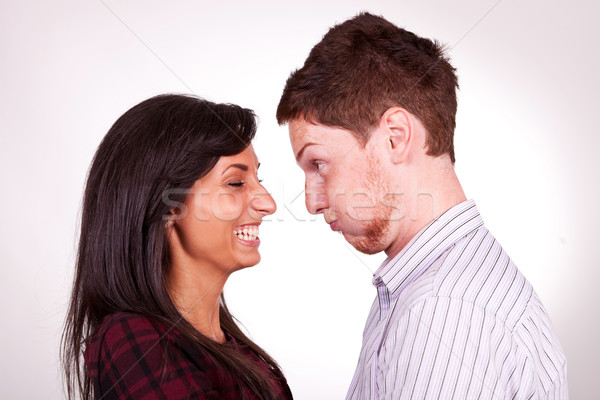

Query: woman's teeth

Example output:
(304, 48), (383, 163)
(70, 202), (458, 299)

(234, 226), (259, 241)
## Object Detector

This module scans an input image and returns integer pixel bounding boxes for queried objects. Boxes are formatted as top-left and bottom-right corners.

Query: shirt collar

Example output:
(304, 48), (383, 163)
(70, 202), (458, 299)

(373, 199), (484, 298)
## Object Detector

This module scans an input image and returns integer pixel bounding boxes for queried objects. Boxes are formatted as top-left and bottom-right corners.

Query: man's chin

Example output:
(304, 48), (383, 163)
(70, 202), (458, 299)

(343, 232), (385, 255)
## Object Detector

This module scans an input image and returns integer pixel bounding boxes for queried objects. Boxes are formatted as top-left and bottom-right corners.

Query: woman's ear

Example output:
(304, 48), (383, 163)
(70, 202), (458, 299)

(380, 107), (413, 164)
(165, 208), (178, 228)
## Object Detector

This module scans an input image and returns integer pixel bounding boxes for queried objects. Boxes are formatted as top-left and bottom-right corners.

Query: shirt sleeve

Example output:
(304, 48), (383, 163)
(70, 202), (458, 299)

(92, 315), (218, 400)
(377, 296), (566, 399)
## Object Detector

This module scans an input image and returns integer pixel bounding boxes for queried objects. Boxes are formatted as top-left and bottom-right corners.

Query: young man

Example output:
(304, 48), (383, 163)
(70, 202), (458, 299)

(277, 13), (568, 399)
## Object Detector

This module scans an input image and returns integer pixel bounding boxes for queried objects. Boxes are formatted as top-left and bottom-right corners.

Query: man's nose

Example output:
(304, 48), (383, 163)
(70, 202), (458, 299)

(305, 178), (328, 215)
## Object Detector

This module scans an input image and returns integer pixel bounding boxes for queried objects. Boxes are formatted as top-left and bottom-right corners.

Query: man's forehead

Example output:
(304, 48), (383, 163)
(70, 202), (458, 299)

(289, 119), (313, 142)
(289, 119), (367, 163)
(289, 119), (347, 144)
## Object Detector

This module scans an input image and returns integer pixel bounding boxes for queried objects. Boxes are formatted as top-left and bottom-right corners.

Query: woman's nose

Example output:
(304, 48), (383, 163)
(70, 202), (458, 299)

(249, 185), (277, 217)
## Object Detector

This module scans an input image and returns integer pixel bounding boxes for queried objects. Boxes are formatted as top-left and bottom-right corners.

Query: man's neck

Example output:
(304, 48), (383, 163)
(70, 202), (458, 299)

(385, 165), (466, 258)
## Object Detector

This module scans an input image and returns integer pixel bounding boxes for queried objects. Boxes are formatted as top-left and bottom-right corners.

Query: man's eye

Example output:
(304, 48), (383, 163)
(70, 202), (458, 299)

(315, 162), (325, 171)
(228, 181), (245, 187)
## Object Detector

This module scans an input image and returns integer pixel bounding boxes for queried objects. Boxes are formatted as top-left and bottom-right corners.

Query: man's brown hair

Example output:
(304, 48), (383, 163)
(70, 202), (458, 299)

(276, 12), (459, 163)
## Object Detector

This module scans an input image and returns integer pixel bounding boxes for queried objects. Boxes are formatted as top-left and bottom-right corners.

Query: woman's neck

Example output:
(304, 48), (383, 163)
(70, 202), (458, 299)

(166, 263), (229, 343)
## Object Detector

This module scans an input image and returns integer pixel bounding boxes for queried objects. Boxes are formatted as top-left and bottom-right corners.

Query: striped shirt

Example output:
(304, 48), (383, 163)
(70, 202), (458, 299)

(346, 200), (568, 399)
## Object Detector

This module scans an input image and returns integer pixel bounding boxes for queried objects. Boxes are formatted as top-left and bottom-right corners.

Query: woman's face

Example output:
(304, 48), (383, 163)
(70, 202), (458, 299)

(168, 145), (277, 278)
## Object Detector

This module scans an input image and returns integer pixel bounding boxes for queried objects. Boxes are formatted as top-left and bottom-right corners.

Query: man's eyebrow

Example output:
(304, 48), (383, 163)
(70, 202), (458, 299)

(222, 163), (249, 174)
(295, 142), (319, 161)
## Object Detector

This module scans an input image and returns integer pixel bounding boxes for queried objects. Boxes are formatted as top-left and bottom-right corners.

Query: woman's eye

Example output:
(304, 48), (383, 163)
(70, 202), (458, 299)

(228, 181), (245, 187)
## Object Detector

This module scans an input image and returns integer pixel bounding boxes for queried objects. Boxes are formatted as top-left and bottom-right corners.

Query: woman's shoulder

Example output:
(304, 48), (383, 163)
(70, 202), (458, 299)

(97, 312), (167, 339)
(86, 313), (159, 365)
(87, 312), (170, 355)
(84, 313), (219, 398)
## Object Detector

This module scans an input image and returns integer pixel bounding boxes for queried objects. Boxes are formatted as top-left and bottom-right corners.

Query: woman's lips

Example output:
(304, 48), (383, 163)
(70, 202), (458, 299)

(234, 235), (260, 247)
(233, 224), (260, 246)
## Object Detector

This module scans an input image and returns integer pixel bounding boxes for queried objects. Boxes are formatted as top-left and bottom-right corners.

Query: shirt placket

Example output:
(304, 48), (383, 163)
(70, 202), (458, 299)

(373, 276), (392, 398)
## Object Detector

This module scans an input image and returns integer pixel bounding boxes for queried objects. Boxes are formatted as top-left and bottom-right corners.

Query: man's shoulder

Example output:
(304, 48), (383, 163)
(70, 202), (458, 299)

(429, 227), (568, 390)
(379, 225), (568, 397)
(432, 225), (534, 327)
(511, 292), (568, 386)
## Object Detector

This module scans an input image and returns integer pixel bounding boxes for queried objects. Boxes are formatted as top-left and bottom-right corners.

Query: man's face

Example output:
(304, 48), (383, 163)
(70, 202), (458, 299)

(289, 119), (399, 254)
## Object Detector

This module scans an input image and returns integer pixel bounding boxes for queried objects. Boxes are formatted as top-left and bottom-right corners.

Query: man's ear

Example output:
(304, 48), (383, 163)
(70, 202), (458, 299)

(380, 107), (413, 164)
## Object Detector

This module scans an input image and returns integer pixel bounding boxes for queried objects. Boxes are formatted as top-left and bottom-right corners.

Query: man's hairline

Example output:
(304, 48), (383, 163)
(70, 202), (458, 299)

(285, 114), (456, 165)
(286, 116), (372, 148)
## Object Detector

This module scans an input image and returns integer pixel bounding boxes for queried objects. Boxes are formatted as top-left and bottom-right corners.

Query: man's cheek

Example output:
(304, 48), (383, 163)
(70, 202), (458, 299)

(346, 191), (377, 221)
(381, 193), (406, 221)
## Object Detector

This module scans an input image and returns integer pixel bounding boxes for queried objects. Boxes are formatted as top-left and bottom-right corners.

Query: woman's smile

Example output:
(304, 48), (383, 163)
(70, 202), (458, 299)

(233, 224), (260, 246)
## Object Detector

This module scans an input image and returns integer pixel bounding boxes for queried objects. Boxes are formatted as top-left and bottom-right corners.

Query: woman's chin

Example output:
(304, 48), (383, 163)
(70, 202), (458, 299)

(231, 251), (261, 271)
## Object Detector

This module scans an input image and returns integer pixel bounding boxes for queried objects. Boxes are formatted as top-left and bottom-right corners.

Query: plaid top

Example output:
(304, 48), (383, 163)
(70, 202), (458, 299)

(84, 312), (293, 399)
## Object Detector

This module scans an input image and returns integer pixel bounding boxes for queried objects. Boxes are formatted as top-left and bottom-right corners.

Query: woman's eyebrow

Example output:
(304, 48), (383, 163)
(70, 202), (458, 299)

(222, 163), (248, 174)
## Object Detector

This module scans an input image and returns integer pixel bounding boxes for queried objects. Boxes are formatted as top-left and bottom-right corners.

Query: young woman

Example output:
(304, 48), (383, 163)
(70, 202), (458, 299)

(61, 94), (293, 399)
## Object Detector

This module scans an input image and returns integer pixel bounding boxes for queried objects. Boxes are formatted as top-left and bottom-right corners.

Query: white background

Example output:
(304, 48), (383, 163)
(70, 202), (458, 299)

(1, 1), (598, 398)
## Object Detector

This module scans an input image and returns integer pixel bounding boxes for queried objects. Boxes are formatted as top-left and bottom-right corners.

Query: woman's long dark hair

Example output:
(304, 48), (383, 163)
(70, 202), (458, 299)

(61, 94), (281, 399)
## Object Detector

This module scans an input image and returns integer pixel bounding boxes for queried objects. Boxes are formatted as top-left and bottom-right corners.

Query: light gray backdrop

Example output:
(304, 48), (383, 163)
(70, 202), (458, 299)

(1, 1), (598, 398)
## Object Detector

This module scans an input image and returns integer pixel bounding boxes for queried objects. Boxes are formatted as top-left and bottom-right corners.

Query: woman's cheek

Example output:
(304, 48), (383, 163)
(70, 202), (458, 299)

(189, 191), (213, 222)
(211, 192), (244, 222)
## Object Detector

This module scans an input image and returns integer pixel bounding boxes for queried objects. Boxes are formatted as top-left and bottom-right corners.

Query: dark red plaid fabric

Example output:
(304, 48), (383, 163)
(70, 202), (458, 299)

(84, 313), (293, 399)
